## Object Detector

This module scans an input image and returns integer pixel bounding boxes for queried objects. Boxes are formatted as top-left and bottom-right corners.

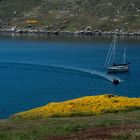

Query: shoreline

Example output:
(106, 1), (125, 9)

(1, 94), (140, 120)
(0, 28), (140, 37)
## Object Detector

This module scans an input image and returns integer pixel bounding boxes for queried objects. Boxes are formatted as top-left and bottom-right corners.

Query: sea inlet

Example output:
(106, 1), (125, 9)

(0, 34), (139, 118)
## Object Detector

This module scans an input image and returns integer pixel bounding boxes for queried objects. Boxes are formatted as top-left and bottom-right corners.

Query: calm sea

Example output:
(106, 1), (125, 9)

(0, 34), (139, 118)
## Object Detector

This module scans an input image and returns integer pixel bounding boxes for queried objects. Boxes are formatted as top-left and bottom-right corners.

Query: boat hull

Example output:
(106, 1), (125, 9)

(107, 65), (129, 73)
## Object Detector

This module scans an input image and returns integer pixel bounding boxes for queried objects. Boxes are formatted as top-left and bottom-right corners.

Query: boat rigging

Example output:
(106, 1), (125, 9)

(104, 35), (130, 74)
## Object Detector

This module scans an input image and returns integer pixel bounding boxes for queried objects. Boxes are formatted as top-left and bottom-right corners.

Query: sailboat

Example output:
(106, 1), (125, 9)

(104, 35), (130, 73)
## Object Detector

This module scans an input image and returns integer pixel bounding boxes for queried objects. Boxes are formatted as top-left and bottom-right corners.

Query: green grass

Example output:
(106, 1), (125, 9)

(0, 110), (140, 140)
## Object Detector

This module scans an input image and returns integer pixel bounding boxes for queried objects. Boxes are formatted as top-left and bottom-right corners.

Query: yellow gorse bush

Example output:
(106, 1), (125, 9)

(25, 19), (38, 24)
(11, 94), (140, 120)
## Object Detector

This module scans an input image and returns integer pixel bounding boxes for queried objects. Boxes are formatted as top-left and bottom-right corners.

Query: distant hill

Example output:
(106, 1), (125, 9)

(0, 0), (140, 31)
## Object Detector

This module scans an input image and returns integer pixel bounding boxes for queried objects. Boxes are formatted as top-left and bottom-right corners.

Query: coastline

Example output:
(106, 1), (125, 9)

(0, 28), (140, 37)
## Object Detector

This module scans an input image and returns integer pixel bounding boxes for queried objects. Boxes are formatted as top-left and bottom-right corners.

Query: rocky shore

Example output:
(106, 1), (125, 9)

(0, 28), (140, 37)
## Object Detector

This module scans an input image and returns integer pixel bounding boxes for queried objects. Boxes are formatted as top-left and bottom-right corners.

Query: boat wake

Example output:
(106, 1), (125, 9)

(50, 65), (121, 83)
(0, 62), (121, 84)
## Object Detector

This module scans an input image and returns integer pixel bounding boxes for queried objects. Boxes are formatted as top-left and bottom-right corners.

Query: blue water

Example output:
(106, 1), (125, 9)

(0, 35), (139, 118)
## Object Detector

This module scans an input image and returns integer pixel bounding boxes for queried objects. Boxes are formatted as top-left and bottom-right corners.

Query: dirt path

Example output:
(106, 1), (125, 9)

(47, 125), (140, 140)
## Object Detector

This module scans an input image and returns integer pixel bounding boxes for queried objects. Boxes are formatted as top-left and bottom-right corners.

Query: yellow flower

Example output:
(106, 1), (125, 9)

(11, 94), (140, 120)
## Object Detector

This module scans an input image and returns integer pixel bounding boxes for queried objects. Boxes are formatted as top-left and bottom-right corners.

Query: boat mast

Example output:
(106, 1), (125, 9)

(104, 39), (114, 67)
(123, 47), (126, 64)
(104, 35), (117, 67)
(112, 35), (116, 64)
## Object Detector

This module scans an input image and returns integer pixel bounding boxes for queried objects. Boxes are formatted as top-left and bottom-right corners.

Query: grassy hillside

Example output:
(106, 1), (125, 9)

(11, 94), (140, 120)
(0, 111), (140, 140)
(0, 94), (139, 139)
(0, 0), (139, 31)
